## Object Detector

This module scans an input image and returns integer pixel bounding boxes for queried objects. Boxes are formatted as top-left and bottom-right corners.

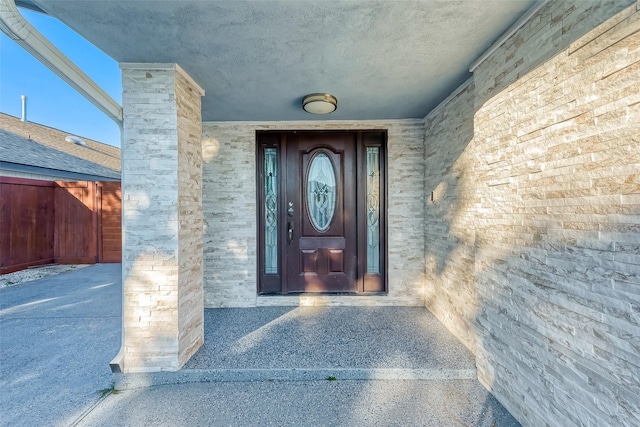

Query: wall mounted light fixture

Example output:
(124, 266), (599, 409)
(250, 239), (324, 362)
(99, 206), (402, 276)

(302, 93), (337, 114)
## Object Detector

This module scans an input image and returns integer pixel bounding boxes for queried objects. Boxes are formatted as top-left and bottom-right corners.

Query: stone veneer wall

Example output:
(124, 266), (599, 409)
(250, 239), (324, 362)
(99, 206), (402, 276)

(201, 120), (425, 307)
(175, 72), (205, 368)
(424, 79), (478, 353)
(424, 1), (640, 425)
(120, 64), (204, 372)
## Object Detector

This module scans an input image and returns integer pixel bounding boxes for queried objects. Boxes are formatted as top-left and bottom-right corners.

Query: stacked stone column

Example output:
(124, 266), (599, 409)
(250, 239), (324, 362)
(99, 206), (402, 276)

(119, 63), (205, 372)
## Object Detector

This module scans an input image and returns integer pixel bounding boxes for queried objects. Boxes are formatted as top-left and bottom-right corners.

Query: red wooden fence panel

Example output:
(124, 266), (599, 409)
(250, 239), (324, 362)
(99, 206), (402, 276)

(54, 181), (98, 264)
(98, 182), (122, 263)
(0, 177), (122, 274)
(0, 177), (55, 273)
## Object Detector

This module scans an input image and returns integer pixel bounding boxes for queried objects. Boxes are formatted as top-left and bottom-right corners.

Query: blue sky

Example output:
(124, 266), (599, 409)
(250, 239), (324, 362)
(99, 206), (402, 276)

(1, 9), (122, 147)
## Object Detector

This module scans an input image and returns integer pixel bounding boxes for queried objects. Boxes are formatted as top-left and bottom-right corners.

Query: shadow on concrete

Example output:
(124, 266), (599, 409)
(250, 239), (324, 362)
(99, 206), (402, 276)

(0, 263), (121, 427)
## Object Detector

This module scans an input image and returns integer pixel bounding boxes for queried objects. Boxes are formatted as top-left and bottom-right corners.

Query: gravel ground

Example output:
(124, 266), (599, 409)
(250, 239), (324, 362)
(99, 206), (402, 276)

(0, 264), (90, 288)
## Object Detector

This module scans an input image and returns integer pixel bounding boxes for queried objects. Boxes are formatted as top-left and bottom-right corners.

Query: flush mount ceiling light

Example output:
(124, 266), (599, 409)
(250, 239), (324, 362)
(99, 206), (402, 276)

(302, 93), (337, 114)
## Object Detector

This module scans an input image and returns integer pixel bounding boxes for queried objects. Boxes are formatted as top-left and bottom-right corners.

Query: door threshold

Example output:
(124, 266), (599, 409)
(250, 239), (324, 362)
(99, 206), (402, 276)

(256, 294), (423, 307)
(258, 292), (387, 296)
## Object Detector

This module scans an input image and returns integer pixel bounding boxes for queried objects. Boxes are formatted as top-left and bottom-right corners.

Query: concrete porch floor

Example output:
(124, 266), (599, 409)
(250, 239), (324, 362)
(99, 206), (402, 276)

(108, 307), (521, 427)
(187, 306), (477, 372)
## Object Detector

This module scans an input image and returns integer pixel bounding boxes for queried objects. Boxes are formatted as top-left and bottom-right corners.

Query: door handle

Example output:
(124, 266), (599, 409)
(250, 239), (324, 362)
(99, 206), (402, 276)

(287, 221), (294, 245)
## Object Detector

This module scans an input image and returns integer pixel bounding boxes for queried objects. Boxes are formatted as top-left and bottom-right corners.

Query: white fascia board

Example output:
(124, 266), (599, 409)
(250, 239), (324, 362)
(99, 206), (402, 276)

(0, 0), (123, 123)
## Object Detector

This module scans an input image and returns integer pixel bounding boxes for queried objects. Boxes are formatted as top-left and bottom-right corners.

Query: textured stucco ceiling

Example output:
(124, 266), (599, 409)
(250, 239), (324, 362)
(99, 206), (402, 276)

(29, 0), (536, 121)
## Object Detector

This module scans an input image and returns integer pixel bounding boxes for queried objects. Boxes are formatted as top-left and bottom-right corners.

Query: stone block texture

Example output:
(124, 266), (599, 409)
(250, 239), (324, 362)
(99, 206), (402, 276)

(120, 64), (204, 372)
(424, 2), (640, 426)
(201, 120), (425, 307)
(424, 79), (479, 354)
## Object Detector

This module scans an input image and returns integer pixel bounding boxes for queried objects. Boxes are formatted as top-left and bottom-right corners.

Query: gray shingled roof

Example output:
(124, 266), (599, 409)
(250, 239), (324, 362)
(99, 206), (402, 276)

(0, 129), (120, 180)
(0, 113), (120, 173)
(0, 113), (120, 181)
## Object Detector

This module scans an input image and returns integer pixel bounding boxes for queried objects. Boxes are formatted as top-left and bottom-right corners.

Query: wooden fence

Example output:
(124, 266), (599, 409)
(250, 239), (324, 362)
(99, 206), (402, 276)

(0, 177), (121, 274)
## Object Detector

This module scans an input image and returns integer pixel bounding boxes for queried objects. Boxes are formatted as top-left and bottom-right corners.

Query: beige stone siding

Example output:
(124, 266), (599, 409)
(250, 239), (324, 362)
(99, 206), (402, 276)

(175, 72), (205, 368)
(121, 64), (204, 372)
(424, 79), (478, 353)
(424, 2), (640, 425)
(201, 120), (425, 307)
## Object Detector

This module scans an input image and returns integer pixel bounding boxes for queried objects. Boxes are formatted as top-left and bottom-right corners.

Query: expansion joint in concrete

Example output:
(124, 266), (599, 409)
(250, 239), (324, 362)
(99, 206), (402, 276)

(114, 368), (478, 390)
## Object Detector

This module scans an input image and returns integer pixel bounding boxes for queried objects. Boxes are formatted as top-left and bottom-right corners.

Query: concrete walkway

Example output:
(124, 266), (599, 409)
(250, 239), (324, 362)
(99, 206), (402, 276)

(78, 379), (518, 427)
(1, 265), (520, 426)
(0, 263), (121, 427)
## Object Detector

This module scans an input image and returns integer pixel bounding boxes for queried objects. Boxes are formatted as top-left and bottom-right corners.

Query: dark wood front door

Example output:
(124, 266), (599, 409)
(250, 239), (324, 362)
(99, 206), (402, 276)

(257, 131), (386, 294)
(286, 133), (357, 292)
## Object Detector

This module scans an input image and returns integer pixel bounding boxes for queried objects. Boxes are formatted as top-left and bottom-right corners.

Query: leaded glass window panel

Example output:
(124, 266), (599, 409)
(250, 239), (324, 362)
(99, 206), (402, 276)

(366, 147), (380, 274)
(306, 153), (336, 232)
(264, 148), (278, 274)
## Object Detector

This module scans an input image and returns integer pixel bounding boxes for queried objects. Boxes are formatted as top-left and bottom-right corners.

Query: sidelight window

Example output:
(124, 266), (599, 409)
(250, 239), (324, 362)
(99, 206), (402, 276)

(366, 147), (380, 274)
(264, 148), (278, 274)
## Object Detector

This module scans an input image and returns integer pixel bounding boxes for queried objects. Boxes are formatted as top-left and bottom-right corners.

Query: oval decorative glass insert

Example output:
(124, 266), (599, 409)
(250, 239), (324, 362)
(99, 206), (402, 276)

(307, 153), (337, 232)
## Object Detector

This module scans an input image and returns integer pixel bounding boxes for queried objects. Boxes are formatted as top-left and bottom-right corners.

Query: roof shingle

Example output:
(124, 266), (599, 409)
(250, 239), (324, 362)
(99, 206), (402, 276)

(0, 113), (120, 173)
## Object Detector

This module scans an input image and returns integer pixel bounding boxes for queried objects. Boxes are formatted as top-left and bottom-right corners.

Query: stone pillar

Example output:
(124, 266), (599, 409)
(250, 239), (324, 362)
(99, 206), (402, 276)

(119, 63), (205, 372)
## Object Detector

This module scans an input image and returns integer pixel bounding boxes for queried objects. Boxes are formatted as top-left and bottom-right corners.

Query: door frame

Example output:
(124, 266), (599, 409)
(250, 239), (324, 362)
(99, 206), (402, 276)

(256, 130), (387, 295)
